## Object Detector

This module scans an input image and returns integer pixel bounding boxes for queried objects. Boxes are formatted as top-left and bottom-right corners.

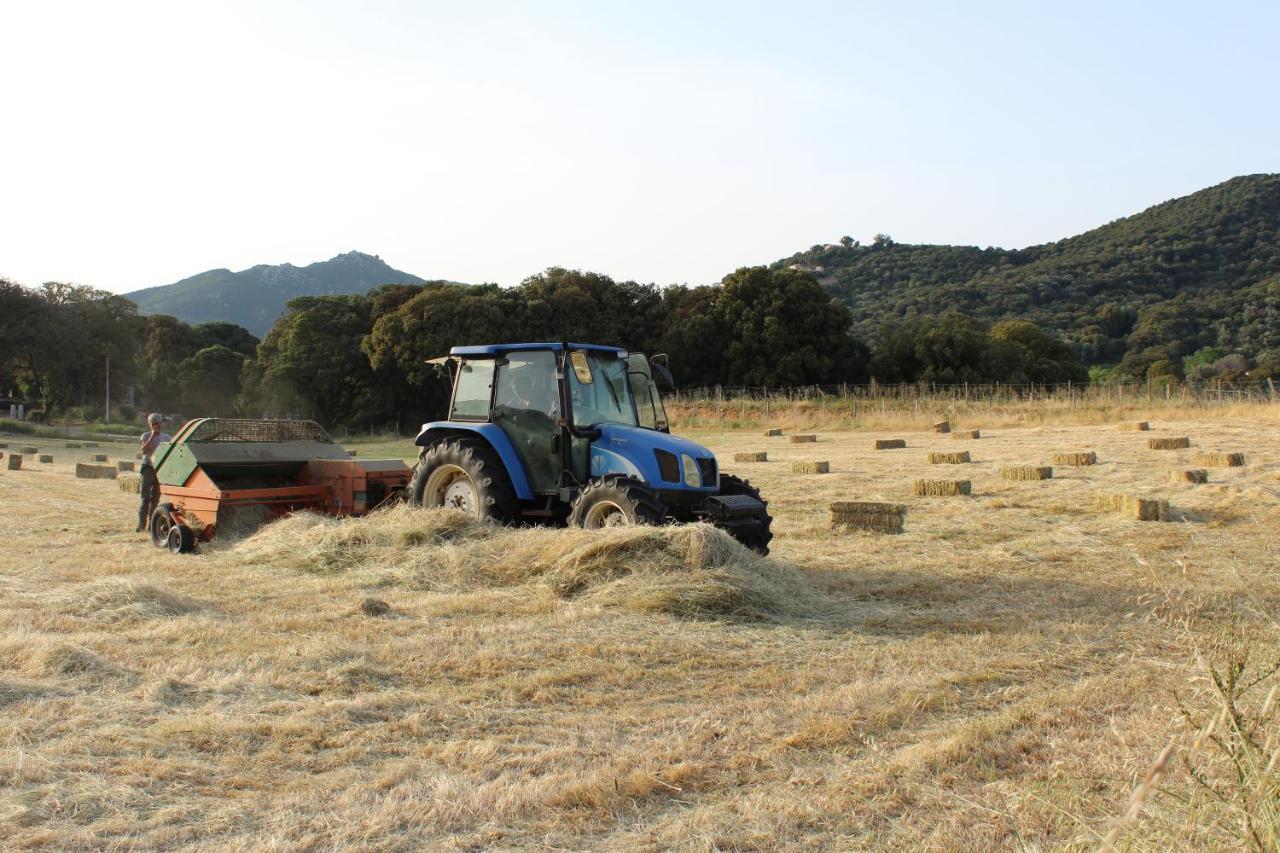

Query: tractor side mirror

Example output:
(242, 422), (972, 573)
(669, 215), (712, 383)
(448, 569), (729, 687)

(650, 359), (675, 392)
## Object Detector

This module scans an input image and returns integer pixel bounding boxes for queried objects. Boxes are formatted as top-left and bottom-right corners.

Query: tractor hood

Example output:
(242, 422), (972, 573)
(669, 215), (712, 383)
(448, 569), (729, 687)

(590, 423), (718, 491)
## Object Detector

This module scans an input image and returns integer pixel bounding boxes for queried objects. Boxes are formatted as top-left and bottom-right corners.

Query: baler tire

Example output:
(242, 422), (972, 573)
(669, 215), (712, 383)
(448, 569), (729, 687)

(568, 476), (666, 529)
(150, 503), (175, 549)
(410, 437), (519, 524)
(167, 523), (195, 554)
(716, 474), (774, 555)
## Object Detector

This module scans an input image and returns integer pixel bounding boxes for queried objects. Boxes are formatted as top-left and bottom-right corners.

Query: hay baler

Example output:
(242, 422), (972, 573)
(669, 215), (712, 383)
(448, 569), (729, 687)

(149, 418), (411, 553)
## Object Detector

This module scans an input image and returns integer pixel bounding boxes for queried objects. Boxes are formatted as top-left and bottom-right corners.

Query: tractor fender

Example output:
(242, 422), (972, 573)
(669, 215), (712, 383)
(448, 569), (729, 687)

(413, 422), (534, 500)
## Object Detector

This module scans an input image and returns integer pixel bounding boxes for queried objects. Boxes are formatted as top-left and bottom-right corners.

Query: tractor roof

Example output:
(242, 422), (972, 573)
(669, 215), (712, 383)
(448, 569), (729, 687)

(449, 342), (627, 357)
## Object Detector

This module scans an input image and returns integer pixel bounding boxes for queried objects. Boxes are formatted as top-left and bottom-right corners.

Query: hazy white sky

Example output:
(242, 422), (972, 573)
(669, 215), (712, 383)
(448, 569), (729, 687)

(2, 0), (1277, 294)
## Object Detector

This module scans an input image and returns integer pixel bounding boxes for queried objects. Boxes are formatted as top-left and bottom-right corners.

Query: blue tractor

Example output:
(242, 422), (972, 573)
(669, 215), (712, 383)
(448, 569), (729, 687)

(410, 343), (773, 553)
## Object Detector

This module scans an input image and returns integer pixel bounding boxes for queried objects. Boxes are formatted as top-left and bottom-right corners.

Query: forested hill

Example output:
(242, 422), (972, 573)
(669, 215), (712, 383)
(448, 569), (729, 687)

(776, 174), (1280, 370)
(124, 251), (431, 336)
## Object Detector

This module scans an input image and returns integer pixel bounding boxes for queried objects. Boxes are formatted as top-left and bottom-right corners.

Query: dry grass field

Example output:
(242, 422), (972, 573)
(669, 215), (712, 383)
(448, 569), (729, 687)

(2, 413), (1279, 850)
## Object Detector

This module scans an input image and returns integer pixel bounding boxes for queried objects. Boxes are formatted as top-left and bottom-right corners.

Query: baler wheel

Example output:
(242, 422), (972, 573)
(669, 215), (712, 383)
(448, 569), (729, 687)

(150, 503), (175, 548)
(166, 523), (196, 554)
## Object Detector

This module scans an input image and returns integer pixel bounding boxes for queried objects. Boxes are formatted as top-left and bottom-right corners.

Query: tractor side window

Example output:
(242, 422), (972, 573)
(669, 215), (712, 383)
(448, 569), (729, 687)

(494, 351), (560, 418)
(626, 353), (660, 430)
(451, 359), (494, 420)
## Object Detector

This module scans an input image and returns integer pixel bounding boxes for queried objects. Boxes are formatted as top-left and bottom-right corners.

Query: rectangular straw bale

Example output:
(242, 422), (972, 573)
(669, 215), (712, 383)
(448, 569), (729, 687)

(65, 441), (82, 448)
(92, 453), (108, 462)
(1170, 469), (1208, 484)
(874, 439), (906, 450)
(1194, 451), (1245, 468)
(38, 454), (52, 463)
(348, 450), (358, 457)
(932, 420), (950, 433)
(763, 428), (783, 437)
(1120, 421), (1151, 432)
(830, 501), (905, 514)
(792, 461), (829, 474)
(929, 451), (971, 464)
(1096, 492), (1168, 521)
(75, 463), (117, 480)
(84, 442), (99, 448)
(117, 473), (141, 493)
(789, 434), (817, 443)
(21, 446), (38, 454)
(1051, 451), (1097, 466)
(913, 479), (971, 496)
(734, 451), (768, 463)
(1001, 465), (1052, 481)
(830, 501), (906, 534)
(951, 429), (980, 440)
(0, 442), (8, 449)
(1148, 436), (1190, 450)
(115, 460), (135, 472)
(6, 455), (20, 470)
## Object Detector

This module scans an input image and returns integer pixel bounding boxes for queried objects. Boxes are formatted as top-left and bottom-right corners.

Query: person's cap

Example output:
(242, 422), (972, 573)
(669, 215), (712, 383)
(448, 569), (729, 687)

(148, 413), (163, 424)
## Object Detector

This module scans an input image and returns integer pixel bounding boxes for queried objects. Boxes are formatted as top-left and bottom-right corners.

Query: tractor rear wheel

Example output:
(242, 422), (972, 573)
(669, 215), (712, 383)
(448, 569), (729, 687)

(410, 437), (519, 524)
(569, 476), (666, 529)
(716, 474), (774, 555)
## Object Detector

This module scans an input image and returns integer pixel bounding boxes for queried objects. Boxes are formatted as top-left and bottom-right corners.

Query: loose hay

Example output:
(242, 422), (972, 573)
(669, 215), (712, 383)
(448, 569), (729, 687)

(91, 454), (108, 463)
(116, 460), (135, 472)
(1096, 492), (1169, 521)
(789, 434), (817, 443)
(1120, 421), (1151, 432)
(734, 452), (768, 463)
(1194, 451), (1245, 468)
(913, 479), (971, 496)
(1001, 466), (1053, 481)
(6, 455), (21, 470)
(763, 428), (783, 437)
(792, 461), (830, 474)
(1148, 437), (1190, 450)
(1170, 469), (1208, 484)
(929, 451), (971, 464)
(829, 501), (906, 535)
(117, 473), (141, 493)
(75, 463), (117, 480)
(932, 420), (950, 433)
(1051, 451), (1097, 466)
(951, 430), (980, 440)
(874, 439), (906, 450)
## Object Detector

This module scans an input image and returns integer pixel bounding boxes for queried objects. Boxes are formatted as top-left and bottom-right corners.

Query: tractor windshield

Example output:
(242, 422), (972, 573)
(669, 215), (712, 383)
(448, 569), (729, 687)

(569, 350), (637, 428)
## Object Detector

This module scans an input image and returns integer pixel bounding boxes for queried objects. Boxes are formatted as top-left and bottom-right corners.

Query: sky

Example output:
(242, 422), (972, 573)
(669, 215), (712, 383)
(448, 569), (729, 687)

(1, 0), (1277, 294)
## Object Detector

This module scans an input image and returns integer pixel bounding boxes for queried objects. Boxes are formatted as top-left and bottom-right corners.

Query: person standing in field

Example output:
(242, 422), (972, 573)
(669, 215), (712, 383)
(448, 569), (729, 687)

(137, 413), (171, 532)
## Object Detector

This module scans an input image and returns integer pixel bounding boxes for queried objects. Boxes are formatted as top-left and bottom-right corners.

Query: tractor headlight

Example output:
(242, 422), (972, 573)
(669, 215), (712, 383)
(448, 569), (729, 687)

(681, 453), (701, 487)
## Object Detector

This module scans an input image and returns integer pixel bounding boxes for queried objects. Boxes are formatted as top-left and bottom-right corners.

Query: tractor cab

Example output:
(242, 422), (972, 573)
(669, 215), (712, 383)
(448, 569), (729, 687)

(411, 343), (772, 552)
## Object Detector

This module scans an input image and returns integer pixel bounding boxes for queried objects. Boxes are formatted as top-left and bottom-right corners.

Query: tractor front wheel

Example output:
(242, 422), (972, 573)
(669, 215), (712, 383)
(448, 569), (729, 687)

(716, 474), (774, 555)
(569, 476), (666, 529)
(410, 438), (518, 524)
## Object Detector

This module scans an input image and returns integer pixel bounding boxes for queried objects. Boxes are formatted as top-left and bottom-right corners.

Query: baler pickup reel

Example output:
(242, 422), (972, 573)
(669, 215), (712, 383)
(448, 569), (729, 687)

(149, 418), (412, 553)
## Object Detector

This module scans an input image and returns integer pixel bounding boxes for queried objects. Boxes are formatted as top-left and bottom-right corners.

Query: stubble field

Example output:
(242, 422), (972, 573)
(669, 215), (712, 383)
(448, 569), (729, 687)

(1, 413), (1278, 850)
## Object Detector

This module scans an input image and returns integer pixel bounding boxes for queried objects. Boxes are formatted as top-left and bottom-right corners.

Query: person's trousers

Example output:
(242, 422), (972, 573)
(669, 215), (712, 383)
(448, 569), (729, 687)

(139, 463), (160, 530)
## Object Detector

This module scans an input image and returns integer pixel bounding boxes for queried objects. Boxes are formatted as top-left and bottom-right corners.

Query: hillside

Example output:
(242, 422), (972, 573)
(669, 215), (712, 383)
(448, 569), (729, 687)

(125, 251), (430, 336)
(778, 174), (1280, 367)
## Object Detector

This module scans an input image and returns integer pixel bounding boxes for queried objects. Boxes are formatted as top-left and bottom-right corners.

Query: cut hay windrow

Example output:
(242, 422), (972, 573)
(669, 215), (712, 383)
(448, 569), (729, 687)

(789, 434), (817, 443)
(763, 428), (783, 437)
(38, 454), (52, 464)
(913, 479), (971, 496)
(21, 446), (38, 455)
(1051, 451), (1097, 466)
(1194, 451), (1245, 468)
(873, 439), (906, 450)
(951, 429), (980, 440)
(792, 461), (830, 474)
(1001, 465), (1053, 481)
(115, 460), (135, 472)
(1120, 421), (1151, 432)
(932, 420), (950, 434)
(91, 454), (108, 463)
(734, 452), (768, 463)
(929, 451), (971, 464)
(829, 501), (906, 535)
(6, 455), (20, 470)
(1096, 492), (1168, 521)
(1148, 436), (1190, 450)
(1170, 469), (1208, 484)
(117, 473), (141, 493)
(75, 463), (117, 480)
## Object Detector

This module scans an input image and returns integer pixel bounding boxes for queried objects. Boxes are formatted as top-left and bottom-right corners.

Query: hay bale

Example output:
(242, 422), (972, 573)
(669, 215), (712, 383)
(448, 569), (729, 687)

(789, 434), (817, 443)
(21, 446), (38, 454)
(951, 429), (980, 440)
(1194, 451), (1245, 468)
(932, 420), (950, 434)
(1051, 451), (1097, 466)
(75, 463), (117, 480)
(65, 441), (82, 448)
(115, 460), (135, 472)
(1096, 492), (1168, 521)
(1170, 469), (1208, 484)
(38, 454), (53, 464)
(913, 479), (971, 496)
(763, 428), (783, 437)
(91, 453), (108, 463)
(117, 473), (141, 493)
(1120, 421), (1151, 432)
(1148, 437), (1190, 450)
(0, 442), (7, 448)
(84, 442), (99, 448)
(874, 439), (906, 450)
(6, 455), (20, 470)
(734, 452), (768, 463)
(929, 451), (971, 464)
(829, 501), (906, 534)
(348, 450), (358, 457)
(1001, 466), (1053, 481)
(792, 461), (829, 474)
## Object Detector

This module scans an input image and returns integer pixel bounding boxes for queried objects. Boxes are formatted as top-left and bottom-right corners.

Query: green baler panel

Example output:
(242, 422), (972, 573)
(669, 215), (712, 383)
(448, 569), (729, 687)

(158, 444), (199, 487)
